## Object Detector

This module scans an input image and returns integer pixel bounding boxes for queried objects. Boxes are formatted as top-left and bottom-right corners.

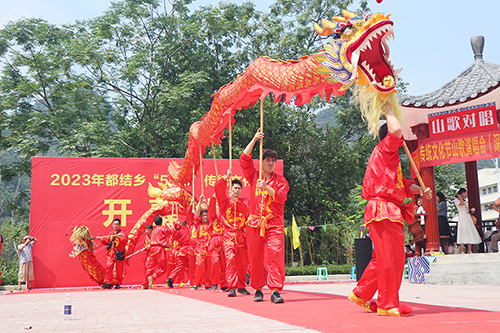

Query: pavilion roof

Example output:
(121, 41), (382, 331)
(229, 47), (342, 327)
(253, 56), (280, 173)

(399, 35), (500, 108)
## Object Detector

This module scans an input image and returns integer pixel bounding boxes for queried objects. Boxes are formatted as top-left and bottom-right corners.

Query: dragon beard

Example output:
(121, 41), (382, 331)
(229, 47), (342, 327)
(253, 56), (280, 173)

(353, 84), (403, 138)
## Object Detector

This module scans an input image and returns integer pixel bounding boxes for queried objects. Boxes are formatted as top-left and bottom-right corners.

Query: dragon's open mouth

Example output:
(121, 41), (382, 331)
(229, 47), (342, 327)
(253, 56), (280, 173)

(346, 20), (398, 92)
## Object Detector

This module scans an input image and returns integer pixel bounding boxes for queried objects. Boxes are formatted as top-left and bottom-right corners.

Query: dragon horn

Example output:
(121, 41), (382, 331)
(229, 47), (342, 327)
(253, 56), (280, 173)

(342, 10), (357, 19)
(314, 19), (337, 36)
(148, 182), (162, 198)
(331, 16), (347, 23)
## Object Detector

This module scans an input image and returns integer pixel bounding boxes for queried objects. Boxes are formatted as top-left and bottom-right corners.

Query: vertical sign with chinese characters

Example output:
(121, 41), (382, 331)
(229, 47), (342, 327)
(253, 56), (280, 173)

(428, 102), (498, 138)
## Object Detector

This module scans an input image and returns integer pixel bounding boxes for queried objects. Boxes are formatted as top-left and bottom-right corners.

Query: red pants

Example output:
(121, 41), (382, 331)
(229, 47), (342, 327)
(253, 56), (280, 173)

(105, 257), (124, 285)
(353, 220), (405, 310)
(168, 255), (189, 283)
(193, 254), (212, 287)
(246, 226), (285, 291)
(143, 253), (168, 284)
(210, 247), (227, 288)
(188, 253), (195, 285)
(224, 241), (248, 289)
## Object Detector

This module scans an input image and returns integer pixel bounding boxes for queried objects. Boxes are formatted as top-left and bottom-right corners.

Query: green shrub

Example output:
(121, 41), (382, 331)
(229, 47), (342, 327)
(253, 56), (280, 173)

(1, 260), (19, 285)
(285, 264), (352, 276)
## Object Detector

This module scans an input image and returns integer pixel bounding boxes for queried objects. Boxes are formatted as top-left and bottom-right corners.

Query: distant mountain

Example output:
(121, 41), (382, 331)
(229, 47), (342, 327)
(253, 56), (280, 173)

(315, 109), (337, 127)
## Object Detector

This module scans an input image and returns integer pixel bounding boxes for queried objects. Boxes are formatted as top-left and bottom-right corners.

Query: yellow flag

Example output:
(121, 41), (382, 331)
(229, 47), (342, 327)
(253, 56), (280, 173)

(292, 215), (300, 250)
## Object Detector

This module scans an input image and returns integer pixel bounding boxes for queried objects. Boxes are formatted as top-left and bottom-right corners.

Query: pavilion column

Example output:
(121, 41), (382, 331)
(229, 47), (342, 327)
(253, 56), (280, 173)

(420, 166), (440, 254)
(410, 123), (440, 254)
(465, 161), (484, 244)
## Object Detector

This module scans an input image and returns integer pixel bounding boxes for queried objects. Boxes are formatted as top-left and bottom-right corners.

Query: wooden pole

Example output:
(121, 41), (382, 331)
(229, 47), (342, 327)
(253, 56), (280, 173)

(192, 165), (195, 196)
(402, 141), (427, 191)
(229, 112), (232, 169)
(259, 99), (264, 180)
(211, 143), (218, 180)
(199, 145), (204, 196)
(228, 112), (232, 189)
(299, 243), (304, 269)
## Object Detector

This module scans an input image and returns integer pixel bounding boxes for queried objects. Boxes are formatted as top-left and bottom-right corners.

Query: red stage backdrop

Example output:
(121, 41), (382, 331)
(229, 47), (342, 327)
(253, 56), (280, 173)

(30, 157), (283, 288)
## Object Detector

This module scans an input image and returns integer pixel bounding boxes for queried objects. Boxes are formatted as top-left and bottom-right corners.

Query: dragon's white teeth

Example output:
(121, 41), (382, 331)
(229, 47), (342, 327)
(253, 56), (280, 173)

(394, 68), (403, 75)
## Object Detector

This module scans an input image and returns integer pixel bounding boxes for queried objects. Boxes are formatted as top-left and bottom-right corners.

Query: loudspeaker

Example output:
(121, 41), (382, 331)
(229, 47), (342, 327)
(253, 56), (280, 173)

(354, 237), (373, 281)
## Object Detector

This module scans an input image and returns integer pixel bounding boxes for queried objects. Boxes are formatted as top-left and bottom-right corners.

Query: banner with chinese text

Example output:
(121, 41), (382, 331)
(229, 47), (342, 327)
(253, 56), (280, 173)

(428, 102), (498, 138)
(30, 156), (283, 288)
(417, 129), (500, 168)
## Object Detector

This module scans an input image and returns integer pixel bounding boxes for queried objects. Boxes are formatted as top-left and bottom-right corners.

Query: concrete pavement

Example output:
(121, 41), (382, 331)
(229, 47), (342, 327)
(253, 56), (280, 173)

(1, 280), (499, 332)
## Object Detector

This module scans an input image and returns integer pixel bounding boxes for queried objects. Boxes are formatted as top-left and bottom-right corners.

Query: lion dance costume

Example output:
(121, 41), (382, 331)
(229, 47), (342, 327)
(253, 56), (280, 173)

(69, 226), (107, 286)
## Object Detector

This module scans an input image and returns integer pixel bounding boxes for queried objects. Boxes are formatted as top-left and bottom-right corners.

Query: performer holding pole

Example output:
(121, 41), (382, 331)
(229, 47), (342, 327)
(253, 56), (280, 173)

(348, 105), (432, 316)
(240, 127), (289, 304)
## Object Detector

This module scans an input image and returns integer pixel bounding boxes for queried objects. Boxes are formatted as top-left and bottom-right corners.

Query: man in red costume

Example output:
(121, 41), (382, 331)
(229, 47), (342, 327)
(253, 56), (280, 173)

(215, 168), (251, 297)
(206, 195), (228, 291)
(97, 218), (126, 289)
(240, 129), (289, 303)
(348, 107), (431, 316)
(166, 219), (191, 288)
(191, 196), (212, 290)
(146, 216), (173, 289)
(139, 224), (153, 289)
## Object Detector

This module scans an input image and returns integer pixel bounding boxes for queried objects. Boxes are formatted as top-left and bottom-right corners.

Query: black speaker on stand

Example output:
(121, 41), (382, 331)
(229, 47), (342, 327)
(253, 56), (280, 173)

(354, 237), (373, 281)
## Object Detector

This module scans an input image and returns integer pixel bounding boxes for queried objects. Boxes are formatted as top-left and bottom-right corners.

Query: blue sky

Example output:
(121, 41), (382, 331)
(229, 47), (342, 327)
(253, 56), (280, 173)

(1, 0), (499, 96)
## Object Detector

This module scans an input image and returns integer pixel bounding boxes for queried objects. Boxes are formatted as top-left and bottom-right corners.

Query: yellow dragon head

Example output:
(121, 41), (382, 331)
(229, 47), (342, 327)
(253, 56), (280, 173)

(313, 10), (400, 99)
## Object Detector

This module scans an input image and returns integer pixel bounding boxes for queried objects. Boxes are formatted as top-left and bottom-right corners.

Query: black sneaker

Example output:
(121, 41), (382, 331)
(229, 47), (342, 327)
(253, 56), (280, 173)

(103, 283), (111, 289)
(254, 289), (264, 302)
(211, 284), (218, 291)
(221, 286), (229, 292)
(191, 285), (198, 290)
(228, 288), (237, 297)
(166, 278), (173, 288)
(237, 288), (250, 295)
(113, 284), (121, 289)
(270, 291), (284, 303)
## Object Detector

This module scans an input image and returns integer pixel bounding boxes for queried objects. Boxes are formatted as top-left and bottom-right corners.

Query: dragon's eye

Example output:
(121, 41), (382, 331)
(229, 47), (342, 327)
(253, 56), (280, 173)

(341, 26), (355, 38)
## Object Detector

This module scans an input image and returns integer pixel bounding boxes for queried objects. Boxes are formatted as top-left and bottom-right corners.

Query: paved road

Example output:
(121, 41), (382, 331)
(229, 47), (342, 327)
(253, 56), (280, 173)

(1, 281), (498, 332)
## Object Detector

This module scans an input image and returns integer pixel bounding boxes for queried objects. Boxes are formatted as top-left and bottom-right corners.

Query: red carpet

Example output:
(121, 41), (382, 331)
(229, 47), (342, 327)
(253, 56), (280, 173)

(160, 287), (500, 332)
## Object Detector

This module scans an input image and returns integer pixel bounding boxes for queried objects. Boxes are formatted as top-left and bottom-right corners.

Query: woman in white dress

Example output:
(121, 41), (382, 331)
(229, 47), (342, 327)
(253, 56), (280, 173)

(454, 188), (482, 254)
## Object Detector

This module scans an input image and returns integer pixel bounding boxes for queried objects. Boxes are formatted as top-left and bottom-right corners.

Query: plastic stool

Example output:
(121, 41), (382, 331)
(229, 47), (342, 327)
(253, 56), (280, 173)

(350, 266), (356, 279)
(403, 264), (408, 279)
(317, 267), (328, 280)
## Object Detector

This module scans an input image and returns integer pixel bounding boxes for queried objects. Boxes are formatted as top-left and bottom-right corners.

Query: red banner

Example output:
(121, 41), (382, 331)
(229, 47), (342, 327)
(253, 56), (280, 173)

(30, 157), (283, 288)
(417, 129), (500, 168)
(428, 102), (498, 138)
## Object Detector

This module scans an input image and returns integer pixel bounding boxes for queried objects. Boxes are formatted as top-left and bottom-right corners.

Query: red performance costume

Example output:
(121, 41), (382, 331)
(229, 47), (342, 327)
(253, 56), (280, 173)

(101, 228), (127, 286)
(215, 177), (249, 291)
(207, 197), (228, 290)
(240, 152), (289, 292)
(140, 232), (152, 288)
(192, 212), (212, 288)
(351, 131), (415, 314)
(167, 220), (191, 286)
(145, 224), (173, 285)
(70, 239), (106, 286)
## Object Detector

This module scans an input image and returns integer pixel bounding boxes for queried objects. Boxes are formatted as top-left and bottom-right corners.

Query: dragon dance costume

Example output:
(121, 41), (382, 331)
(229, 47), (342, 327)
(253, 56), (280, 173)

(167, 221), (191, 284)
(71, 239), (106, 286)
(352, 132), (414, 311)
(145, 225), (173, 283)
(239, 152), (289, 292)
(191, 212), (213, 288)
(206, 197), (228, 289)
(215, 177), (250, 290)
